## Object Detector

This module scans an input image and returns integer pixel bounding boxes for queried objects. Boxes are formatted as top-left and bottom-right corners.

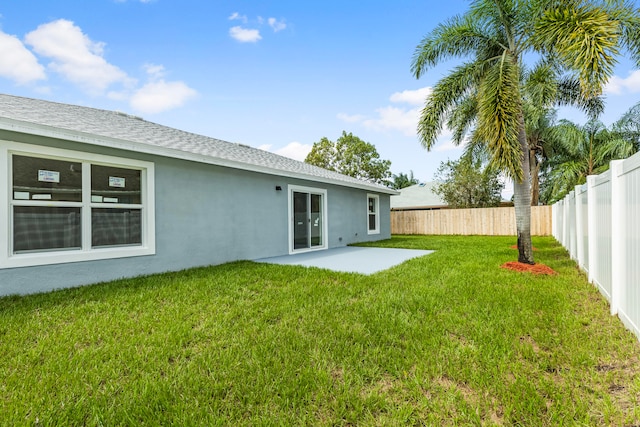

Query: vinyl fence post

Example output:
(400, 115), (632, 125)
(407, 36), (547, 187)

(586, 175), (597, 285)
(610, 160), (625, 316)
(562, 195), (571, 251)
(575, 185), (585, 270)
(568, 190), (577, 261)
(552, 203), (557, 240)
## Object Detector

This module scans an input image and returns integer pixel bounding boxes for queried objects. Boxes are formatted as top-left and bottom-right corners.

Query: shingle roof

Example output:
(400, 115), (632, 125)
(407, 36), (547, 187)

(0, 94), (397, 195)
(390, 182), (447, 209)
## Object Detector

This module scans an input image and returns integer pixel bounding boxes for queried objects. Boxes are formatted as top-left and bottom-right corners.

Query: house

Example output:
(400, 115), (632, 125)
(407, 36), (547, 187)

(390, 182), (447, 211)
(0, 94), (397, 295)
(391, 182), (513, 211)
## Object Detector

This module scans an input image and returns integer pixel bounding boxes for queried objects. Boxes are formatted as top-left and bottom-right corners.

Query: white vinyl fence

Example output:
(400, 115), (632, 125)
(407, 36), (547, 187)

(553, 152), (640, 341)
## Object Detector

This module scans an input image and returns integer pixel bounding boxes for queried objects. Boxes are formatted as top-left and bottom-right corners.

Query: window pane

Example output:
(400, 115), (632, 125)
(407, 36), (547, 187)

(92, 165), (141, 204)
(92, 208), (142, 247)
(13, 206), (81, 253)
(368, 197), (376, 213)
(293, 191), (308, 249)
(12, 155), (82, 202)
(310, 193), (323, 247)
(369, 213), (377, 231)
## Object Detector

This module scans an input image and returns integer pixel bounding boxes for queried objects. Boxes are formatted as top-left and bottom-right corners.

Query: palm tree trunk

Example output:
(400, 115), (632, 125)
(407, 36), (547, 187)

(515, 114), (535, 264)
(529, 148), (540, 206)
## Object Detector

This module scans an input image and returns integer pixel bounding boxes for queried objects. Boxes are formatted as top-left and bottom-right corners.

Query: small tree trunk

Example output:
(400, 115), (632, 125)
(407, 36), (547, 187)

(529, 148), (540, 206)
(514, 114), (535, 264)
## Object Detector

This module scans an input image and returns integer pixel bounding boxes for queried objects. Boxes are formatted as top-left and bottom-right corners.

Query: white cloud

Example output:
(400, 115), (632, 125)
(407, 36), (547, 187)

(130, 80), (197, 114)
(24, 19), (131, 94)
(229, 26), (261, 43)
(110, 64), (197, 114)
(337, 106), (418, 136)
(0, 31), (46, 84)
(337, 86), (443, 137)
(3, 18), (195, 113)
(338, 87), (435, 136)
(274, 141), (312, 161)
(228, 13), (287, 42)
(605, 70), (640, 95)
(268, 18), (286, 32)
(143, 63), (165, 80)
(128, 63), (197, 114)
(228, 12), (248, 23)
(389, 87), (432, 105)
(258, 142), (312, 161)
(362, 106), (420, 136)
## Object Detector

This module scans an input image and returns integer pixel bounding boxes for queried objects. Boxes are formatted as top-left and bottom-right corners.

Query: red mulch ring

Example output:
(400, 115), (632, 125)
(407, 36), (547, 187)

(501, 261), (557, 275)
(510, 245), (538, 251)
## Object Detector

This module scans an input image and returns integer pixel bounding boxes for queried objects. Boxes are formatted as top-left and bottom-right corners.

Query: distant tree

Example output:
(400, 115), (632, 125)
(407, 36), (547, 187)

(540, 119), (637, 203)
(305, 131), (392, 184)
(433, 159), (504, 208)
(390, 170), (419, 189)
(612, 101), (640, 152)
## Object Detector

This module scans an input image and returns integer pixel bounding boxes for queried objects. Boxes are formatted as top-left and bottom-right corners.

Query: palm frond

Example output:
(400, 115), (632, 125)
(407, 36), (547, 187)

(447, 95), (478, 144)
(549, 120), (588, 154)
(461, 134), (492, 165)
(600, 0), (640, 65)
(534, 4), (621, 96)
(417, 61), (487, 149)
(523, 61), (558, 107)
(475, 51), (523, 180)
(613, 101), (640, 150)
(471, 0), (520, 50)
(411, 14), (497, 78)
(555, 77), (605, 118)
(595, 137), (636, 163)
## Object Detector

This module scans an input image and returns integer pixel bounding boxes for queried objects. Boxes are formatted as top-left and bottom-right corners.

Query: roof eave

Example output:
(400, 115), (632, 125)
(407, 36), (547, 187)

(0, 117), (398, 195)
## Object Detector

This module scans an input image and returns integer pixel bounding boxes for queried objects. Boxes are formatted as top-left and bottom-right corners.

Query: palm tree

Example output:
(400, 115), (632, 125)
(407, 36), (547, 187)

(612, 101), (640, 152)
(390, 170), (419, 190)
(448, 65), (603, 206)
(522, 64), (604, 206)
(411, 0), (640, 264)
(541, 119), (637, 203)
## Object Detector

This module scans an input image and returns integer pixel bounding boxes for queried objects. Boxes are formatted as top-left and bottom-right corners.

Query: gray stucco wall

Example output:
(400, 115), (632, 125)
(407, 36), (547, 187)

(1, 132), (391, 295)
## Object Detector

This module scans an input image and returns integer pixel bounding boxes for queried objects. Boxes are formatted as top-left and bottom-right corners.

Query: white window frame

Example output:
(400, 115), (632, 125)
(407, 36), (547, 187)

(288, 185), (328, 254)
(1, 141), (155, 269)
(367, 193), (380, 235)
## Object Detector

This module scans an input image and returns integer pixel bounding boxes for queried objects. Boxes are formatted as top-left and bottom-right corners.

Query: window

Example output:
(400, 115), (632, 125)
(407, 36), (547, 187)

(1, 141), (155, 268)
(367, 194), (380, 234)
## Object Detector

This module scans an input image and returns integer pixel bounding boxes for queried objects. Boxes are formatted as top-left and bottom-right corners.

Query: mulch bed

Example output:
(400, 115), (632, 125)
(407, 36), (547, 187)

(500, 261), (557, 275)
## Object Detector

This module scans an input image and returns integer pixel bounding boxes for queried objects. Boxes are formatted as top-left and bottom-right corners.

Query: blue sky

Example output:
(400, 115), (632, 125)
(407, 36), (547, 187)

(1, 0), (640, 184)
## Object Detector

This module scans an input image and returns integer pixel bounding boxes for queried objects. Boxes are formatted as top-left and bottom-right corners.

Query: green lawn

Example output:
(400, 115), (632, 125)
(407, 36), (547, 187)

(1, 236), (639, 426)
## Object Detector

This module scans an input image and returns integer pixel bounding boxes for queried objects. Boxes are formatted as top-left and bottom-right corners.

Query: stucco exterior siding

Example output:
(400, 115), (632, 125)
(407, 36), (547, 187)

(1, 133), (390, 295)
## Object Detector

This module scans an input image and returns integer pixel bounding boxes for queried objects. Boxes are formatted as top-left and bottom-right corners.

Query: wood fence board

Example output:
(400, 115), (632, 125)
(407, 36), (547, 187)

(391, 206), (552, 236)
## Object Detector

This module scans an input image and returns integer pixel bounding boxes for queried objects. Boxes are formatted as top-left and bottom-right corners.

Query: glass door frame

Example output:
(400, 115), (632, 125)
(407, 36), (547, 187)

(288, 185), (328, 254)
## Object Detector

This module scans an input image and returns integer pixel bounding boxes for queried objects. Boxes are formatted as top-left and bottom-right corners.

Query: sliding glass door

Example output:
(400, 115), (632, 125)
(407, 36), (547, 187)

(290, 186), (326, 252)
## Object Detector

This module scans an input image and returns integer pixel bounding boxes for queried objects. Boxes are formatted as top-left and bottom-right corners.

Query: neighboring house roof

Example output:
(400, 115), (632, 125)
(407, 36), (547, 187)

(390, 182), (447, 210)
(0, 94), (397, 195)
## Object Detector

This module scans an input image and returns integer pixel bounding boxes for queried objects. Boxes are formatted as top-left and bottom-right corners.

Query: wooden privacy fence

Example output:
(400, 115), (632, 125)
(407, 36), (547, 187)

(391, 206), (552, 236)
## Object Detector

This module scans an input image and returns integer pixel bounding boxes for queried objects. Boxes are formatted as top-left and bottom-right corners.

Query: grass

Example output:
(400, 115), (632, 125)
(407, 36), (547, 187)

(1, 235), (639, 426)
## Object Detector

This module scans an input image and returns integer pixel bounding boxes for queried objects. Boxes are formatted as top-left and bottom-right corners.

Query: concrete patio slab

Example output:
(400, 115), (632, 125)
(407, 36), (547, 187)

(255, 246), (434, 275)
